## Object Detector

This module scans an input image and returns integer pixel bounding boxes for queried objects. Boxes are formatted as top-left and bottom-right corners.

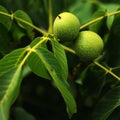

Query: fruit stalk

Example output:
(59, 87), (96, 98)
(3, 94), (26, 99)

(48, 0), (53, 33)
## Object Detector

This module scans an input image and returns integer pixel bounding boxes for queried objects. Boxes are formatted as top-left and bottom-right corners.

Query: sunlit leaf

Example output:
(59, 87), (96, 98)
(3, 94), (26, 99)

(30, 37), (47, 48)
(27, 50), (51, 80)
(49, 35), (68, 81)
(0, 48), (27, 120)
(0, 67), (22, 120)
(28, 37), (51, 80)
(28, 47), (77, 118)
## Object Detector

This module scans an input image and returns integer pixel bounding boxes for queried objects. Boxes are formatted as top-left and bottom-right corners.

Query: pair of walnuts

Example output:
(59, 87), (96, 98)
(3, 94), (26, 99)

(53, 12), (104, 61)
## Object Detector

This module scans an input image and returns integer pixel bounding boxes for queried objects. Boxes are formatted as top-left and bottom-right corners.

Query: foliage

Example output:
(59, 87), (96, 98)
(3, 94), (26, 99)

(0, 0), (120, 120)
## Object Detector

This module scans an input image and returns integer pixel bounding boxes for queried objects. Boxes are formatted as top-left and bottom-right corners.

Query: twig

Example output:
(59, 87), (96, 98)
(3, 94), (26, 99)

(80, 10), (120, 30)
(94, 61), (120, 81)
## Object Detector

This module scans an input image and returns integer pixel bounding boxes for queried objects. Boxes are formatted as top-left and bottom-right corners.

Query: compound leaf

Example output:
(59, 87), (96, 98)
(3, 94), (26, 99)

(27, 37), (51, 80)
(28, 47), (77, 118)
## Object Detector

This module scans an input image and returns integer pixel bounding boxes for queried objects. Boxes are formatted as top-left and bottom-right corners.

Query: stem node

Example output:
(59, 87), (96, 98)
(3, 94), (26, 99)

(10, 13), (14, 20)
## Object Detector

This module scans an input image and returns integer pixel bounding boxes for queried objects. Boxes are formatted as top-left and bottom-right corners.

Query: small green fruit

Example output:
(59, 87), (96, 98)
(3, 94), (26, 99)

(53, 12), (80, 42)
(75, 31), (104, 61)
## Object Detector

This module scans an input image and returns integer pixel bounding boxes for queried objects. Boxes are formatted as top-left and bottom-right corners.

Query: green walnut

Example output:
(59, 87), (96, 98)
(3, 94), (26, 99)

(53, 12), (80, 42)
(75, 31), (104, 61)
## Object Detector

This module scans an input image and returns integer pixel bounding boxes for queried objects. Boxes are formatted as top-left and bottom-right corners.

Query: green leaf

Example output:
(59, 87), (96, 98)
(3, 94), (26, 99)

(12, 107), (36, 120)
(69, 1), (94, 24)
(89, 10), (106, 33)
(75, 65), (90, 85)
(27, 50), (51, 80)
(92, 86), (120, 120)
(98, 3), (120, 30)
(0, 67), (22, 120)
(0, 5), (12, 30)
(49, 35), (68, 81)
(28, 35), (68, 81)
(28, 37), (51, 80)
(11, 23), (25, 42)
(102, 3), (120, 13)
(0, 24), (10, 54)
(112, 66), (120, 78)
(0, 48), (27, 120)
(107, 13), (120, 66)
(106, 5), (120, 29)
(14, 10), (34, 39)
(29, 47), (77, 118)
(30, 37), (47, 48)
(0, 48), (26, 75)
(106, 15), (114, 30)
